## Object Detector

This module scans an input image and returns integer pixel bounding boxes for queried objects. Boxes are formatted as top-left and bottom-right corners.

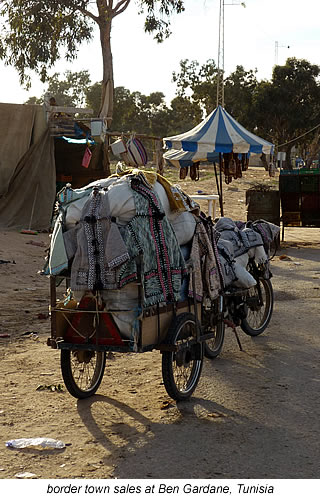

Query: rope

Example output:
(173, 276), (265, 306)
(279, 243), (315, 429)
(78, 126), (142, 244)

(59, 311), (96, 340)
(277, 122), (320, 148)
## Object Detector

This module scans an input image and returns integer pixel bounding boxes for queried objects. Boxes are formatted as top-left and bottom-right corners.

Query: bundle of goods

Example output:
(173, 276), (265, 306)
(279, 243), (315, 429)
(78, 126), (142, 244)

(45, 169), (279, 344)
(45, 168), (216, 341)
(214, 217), (280, 289)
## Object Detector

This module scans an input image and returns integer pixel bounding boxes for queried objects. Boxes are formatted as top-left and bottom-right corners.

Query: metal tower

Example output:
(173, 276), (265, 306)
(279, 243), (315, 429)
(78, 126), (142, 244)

(216, 1), (246, 108)
(216, 0), (225, 107)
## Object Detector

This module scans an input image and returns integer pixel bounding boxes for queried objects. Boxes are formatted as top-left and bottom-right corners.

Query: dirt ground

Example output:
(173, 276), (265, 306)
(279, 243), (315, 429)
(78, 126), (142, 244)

(0, 166), (319, 480)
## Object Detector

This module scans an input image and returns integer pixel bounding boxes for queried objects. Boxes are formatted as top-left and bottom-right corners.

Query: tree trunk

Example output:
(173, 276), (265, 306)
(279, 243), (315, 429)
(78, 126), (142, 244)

(97, 6), (113, 177)
(99, 19), (114, 130)
(284, 144), (293, 170)
(305, 132), (320, 168)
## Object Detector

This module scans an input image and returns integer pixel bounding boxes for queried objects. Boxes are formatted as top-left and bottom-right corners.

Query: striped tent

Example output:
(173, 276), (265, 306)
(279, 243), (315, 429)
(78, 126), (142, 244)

(163, 106), (274, 216)
(163, 105), (274, 162)
(163, 148), (219, 169)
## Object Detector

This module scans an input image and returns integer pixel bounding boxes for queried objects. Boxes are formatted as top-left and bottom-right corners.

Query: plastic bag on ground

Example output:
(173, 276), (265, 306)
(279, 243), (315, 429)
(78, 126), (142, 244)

(6, 437), (65, 449)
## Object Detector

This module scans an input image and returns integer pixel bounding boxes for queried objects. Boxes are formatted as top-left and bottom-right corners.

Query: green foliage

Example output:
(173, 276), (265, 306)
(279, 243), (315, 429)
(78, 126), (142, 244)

(85, 81), (102, 116)
(253, 58), (320, 162)
(24, 96), (42, 105)
(172, 59), (218, 113)
(224, 66), (259, 130)
(24, 70), (92, 108)
(111, 87), (169, 136)
(166, 96), (202, 135)
(139, 0), (185, 41)
(0, 1), (186, 89)
(0, 1), (93, 87)
(172, 60), (259, 128)
(45, 70), (92, 107)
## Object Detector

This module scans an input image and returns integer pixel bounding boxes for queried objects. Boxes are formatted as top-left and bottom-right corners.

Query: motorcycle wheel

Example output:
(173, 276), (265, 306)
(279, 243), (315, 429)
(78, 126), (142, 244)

(241, 277), (273, 336)
(204, 319), (225, 359)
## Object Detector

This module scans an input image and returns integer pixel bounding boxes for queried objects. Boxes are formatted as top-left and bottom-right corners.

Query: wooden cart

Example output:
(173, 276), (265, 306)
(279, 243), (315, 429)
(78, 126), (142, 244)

(47, 266), (218, 401)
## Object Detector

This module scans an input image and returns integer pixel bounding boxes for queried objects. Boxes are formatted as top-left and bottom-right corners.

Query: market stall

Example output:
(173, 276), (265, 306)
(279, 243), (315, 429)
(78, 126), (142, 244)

(163, 105), (274, 216)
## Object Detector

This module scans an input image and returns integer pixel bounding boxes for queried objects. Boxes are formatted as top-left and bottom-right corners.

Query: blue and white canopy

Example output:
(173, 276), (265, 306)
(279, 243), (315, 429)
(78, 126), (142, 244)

(163, 148), (220, 169)
(163, 106), (274, 160)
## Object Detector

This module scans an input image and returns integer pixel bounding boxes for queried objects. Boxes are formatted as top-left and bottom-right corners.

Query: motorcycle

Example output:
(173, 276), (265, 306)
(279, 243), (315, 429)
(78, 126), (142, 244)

(200, 217), (277, 359)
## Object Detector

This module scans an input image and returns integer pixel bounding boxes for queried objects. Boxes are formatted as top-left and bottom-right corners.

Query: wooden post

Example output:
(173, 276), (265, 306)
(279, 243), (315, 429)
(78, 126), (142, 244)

(102, 135), (111, 176)
(155, 139), (164, 175)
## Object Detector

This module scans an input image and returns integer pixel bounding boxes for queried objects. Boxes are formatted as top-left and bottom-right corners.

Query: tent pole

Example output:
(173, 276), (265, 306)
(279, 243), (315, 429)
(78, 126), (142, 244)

(213, 162), (221, 212)
(219, 153), (224, 216)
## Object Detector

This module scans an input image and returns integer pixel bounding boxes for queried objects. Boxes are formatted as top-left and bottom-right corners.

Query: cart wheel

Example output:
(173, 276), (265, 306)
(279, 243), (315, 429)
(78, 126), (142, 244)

(204, 319), (225, 359)
(60, 349), (106, 399)
(162, 313), (203, 401)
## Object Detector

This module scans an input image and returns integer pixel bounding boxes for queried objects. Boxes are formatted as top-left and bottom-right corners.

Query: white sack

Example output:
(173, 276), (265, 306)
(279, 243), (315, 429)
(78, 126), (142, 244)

(153, 181), (171, 217)
(234, 252), (249, 268)
(71, 286), (138, 340)
(107, 177), (136, 225)
(65, 175), (195, 244)
(65, 196), (88, 230)
(65, 177), (118, 230)
(233, 264), (257, 289)
(169, 211), (196, 245)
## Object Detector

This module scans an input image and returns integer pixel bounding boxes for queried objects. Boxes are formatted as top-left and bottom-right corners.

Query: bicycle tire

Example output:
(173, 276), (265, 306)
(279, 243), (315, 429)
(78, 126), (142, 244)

(162, 313), (203, 401)
(61, 349), (106, 399)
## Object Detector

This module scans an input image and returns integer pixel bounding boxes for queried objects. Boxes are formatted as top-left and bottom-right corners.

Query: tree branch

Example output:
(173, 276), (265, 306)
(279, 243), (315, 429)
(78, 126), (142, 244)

(77, 6), (100, 24)
(113, 0), (131, 18)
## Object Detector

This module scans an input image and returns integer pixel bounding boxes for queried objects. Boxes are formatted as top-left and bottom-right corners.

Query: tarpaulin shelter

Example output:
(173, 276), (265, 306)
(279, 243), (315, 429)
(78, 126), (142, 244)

(163, 105), (274, 215)
(0, 103), (56, 230)
(0, 102), (103, 230)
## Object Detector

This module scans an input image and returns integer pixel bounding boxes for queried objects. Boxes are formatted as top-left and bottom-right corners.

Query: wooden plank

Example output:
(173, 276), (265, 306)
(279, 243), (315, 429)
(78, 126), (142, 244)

(105, 131), (161, 141)
(47, 106), (93, 114)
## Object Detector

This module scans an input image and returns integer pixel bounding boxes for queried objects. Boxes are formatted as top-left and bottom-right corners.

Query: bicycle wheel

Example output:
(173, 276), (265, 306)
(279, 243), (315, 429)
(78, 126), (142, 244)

(204, 319), (225, 359)
(241, 278), (274, 336)
(61, 349), (106, 399)
(162, 313), (203, 401)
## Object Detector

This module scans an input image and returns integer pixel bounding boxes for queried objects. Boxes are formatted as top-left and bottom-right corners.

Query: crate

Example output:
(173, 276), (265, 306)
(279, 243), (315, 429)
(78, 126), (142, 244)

(279, 169), (300, 175)
(300, 175), (319, 193)
(301, 193), (320, 212)
(279, 175), (300, 193)
(282, 211), (301, 227)
(280, 192), (300, 212)
(140, 303), (201, 347)
(299, 168), (320, 175)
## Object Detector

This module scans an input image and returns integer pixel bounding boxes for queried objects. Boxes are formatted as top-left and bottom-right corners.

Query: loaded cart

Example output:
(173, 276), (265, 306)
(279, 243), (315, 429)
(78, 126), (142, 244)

(46, 169), (279, 401)
(45, 170), (222, 401)
(47, 264), (212, 401)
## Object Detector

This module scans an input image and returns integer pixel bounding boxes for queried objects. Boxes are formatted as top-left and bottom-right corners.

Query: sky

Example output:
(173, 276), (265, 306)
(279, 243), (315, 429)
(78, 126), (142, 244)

(1, 0), (319, 106)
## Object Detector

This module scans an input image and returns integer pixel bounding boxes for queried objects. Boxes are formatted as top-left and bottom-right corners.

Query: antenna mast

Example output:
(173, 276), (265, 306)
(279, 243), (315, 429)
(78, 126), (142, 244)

(216, 0), (225, 107)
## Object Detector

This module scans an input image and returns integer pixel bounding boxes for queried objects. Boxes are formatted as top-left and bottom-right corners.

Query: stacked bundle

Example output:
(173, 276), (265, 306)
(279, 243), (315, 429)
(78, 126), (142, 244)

(46, 170), (201, 339)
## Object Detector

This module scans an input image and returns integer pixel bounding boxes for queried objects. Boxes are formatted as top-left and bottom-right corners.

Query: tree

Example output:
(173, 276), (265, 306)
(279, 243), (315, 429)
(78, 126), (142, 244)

(0, 0), (185, 128)
(172, 58), (218, 114)
(25, 70), (92, 107)
(172, 59), (261, 130)
(166, 96), (202, 135)
(253, 58), (320, 167)
(45, 70), (92, 108)
(224, 65), (259, 130)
